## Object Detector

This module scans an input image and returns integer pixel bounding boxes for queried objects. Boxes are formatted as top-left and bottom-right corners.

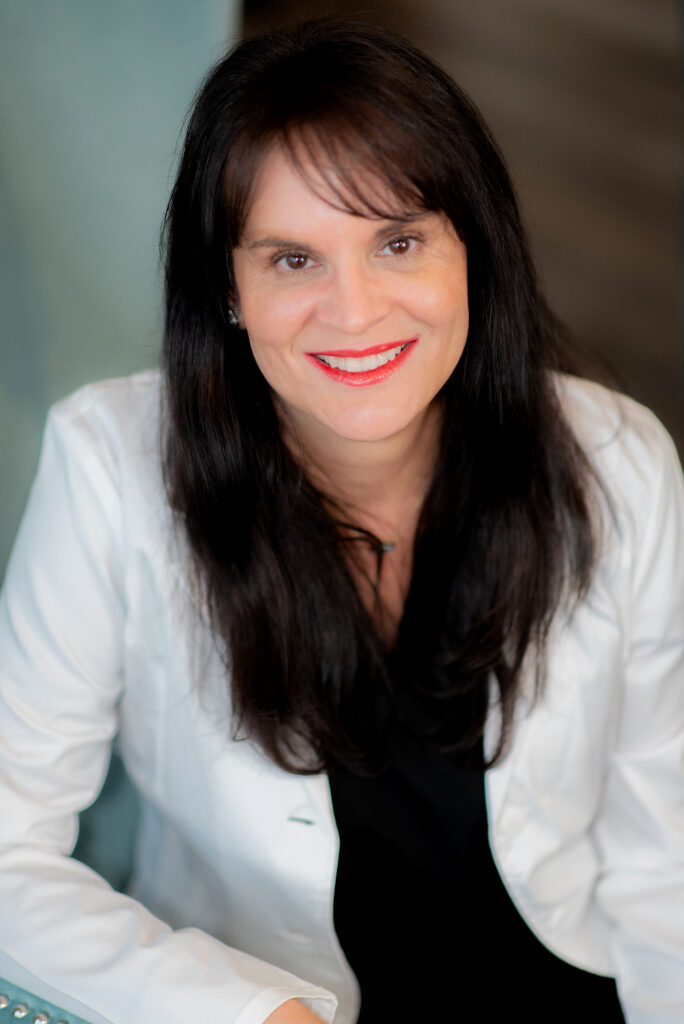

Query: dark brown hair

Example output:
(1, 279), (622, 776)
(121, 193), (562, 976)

(162, 18), (598, 774)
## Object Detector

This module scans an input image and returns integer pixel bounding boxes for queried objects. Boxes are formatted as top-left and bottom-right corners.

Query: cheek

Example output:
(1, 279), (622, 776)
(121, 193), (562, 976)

(243, 304), (310, 393)
(407, 277), (469, 329)
(246, 334), (299, 409)
(242, 289), (317, 350)
(247, 330), (291, 389)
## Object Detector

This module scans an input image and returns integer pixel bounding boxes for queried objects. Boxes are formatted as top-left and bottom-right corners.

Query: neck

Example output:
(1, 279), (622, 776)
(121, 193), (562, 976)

(282, 402), (441, 539)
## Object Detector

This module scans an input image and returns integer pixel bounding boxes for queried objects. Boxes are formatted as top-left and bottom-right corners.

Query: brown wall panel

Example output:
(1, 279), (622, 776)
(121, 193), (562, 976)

(243, 0), (683, 447)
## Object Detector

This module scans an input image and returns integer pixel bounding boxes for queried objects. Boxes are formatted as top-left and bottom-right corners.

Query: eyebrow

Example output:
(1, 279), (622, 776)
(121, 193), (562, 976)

(244, 214), (429, 252)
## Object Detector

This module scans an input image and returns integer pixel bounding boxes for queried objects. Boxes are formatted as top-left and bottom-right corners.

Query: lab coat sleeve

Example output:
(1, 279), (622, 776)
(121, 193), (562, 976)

(0, 399), (337, 1024)
(594, 414), (684, 1023)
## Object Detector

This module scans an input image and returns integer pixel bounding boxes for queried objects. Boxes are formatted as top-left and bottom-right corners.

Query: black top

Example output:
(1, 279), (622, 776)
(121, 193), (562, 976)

(329, 739), (625, 1022)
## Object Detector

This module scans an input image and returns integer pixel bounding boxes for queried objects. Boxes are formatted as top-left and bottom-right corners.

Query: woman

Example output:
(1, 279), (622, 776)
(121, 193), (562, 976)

(0, 18), (683, 1024)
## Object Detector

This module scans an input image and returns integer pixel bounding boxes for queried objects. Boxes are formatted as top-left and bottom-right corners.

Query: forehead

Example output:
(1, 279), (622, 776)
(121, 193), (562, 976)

(239, 139), (424, 239)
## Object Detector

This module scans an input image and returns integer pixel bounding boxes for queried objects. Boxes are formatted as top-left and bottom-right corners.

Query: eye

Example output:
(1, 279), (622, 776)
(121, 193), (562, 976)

(274, 251), (312, 272)
(379, 235), (420, 257)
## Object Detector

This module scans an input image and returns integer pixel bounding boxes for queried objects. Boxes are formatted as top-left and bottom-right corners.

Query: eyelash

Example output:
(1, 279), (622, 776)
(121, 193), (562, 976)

(271, 233), (423, 273)
(379, 233), (423, 257)
(273, 251), (313, 272)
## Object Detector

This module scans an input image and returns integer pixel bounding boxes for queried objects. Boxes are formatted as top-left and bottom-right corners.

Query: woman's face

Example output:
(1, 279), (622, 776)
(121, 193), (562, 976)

(232, 146), (469, 452)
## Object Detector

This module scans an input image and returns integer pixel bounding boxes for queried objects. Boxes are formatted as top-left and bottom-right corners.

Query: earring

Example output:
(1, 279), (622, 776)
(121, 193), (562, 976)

(227, 307), (240, 328)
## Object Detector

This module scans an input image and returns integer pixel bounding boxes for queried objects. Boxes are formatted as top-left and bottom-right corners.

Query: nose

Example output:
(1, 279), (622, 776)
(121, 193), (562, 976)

(315, 262), (392, 334)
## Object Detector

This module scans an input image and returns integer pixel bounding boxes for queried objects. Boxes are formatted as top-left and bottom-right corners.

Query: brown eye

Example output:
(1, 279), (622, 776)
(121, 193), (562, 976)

(389, 237), (410, 254)
(278, 252), (311, 271)
(381, 235), (417, 256)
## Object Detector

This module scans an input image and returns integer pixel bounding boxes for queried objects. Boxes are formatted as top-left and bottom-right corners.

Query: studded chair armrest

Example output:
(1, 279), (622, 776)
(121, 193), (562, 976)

(0, 979), (95, 1024)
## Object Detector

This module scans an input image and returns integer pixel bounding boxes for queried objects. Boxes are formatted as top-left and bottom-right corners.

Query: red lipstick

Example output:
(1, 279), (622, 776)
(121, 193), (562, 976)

(308, 340), (411, 358)
(305, 339), (417, 387)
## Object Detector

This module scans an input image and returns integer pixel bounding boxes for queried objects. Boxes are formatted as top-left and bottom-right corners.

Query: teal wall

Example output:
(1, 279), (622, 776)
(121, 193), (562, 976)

(1, 1), (241, 579)
(1, 0), (242, 888)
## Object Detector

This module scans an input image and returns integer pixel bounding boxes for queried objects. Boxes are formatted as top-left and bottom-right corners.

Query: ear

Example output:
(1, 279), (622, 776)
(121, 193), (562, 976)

(227, 294), (245, 329)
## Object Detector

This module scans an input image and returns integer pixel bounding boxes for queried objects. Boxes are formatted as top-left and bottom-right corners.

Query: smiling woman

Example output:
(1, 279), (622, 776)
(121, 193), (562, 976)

(232, 147), (468, 447)
(1, 16), (683, 1024)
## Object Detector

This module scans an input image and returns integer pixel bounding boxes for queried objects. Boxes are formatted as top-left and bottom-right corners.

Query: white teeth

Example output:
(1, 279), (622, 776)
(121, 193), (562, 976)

(316, 343), (407, 372)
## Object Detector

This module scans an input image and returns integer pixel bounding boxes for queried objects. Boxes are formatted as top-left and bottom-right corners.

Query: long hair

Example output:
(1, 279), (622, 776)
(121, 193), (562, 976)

(162, 18), (599, 774)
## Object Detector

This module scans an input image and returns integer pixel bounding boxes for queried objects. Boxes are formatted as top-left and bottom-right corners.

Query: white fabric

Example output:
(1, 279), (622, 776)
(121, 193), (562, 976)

(0, 370), (682, 1024)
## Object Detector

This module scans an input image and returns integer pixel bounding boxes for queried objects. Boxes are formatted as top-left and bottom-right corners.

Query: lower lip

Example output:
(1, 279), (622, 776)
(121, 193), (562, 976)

(305, 341), (417, 387)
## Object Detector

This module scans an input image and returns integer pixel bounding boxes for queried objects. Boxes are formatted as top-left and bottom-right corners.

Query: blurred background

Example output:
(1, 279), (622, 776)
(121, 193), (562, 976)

(0, 1), (682, 881)
(2, 0), (682, 580)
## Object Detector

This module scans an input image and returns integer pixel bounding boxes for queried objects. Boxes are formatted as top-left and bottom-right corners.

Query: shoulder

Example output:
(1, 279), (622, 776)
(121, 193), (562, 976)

(555, 374), (683, 538)
(38, 370), (167, 545)
(552, 376), (684, 681)
(45, 369), (163, 481)
(555, 373), (679, 474)
(48, 369), (162, 451)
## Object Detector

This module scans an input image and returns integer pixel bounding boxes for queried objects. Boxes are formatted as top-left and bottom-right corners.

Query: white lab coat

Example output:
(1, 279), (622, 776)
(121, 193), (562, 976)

(0, 371), (683, 1024)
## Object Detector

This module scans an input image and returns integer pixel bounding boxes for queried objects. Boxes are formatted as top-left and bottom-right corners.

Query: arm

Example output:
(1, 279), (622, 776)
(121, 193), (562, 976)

(265, 1001), (327, 1023)
(0, 387), (337, 1024)
(593, 411), (684, 1023)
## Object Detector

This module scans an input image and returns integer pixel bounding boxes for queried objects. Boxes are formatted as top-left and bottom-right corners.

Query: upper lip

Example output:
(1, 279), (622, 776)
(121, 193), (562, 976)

(308, 339), (416, 358)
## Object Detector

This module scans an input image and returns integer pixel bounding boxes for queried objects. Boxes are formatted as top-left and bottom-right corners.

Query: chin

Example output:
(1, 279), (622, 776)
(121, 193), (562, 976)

(322, 406), (420, 445)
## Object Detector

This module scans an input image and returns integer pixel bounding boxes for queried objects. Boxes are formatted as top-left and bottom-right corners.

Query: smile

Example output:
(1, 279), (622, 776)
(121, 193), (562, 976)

(305, 340), (417, 386)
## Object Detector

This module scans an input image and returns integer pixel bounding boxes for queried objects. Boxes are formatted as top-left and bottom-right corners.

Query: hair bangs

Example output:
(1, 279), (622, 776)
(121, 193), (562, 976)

(281, 113), (430, 223)
(224, 87), (467, 254)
